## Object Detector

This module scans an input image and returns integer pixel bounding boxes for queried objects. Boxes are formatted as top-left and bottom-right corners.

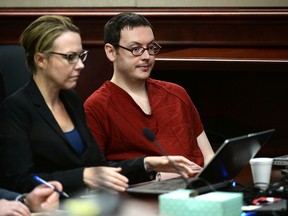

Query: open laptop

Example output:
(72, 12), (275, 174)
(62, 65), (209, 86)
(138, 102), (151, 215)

(127, 128), (275, 196)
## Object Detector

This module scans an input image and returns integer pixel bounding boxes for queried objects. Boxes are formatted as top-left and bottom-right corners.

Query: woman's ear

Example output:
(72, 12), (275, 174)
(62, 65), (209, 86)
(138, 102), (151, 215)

(104, 43), (117, 62)
(34, 52), (46, 70)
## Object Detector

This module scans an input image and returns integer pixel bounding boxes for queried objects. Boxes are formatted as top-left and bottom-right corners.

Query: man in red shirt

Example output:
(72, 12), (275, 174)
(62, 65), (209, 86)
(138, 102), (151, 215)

(84, 12), (214, 174)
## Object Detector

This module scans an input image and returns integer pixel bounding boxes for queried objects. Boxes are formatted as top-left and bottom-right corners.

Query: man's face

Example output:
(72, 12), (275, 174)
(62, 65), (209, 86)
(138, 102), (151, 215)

(114, 26), (156, 83)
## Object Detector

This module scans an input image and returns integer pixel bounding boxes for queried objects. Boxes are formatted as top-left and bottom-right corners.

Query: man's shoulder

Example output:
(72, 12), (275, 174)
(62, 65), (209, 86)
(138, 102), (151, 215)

(86, 82), (111, 101)
(84, 81), (113, 109)
(148, 78), (186, 93)
(148, 78), (193, 105)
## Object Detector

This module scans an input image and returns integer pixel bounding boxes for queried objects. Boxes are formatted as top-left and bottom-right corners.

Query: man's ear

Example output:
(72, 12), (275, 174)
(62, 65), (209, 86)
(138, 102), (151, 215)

(104, 43), (116, 62)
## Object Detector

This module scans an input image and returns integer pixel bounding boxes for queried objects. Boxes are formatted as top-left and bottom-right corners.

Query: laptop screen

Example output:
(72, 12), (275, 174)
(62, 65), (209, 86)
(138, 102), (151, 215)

(195, 129), (275, 186)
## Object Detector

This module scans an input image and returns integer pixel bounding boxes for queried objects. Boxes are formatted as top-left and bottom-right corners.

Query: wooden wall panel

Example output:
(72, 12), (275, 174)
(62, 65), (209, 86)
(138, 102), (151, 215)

(1, 8), (288, 156)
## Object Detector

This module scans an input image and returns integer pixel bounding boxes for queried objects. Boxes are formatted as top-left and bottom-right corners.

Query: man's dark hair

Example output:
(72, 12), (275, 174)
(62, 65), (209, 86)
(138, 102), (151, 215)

(104, 12), (154, 45)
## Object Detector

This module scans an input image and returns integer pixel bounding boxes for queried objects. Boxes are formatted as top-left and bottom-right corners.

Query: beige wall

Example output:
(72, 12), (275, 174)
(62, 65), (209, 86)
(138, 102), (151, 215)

(1, 0), (288, 7)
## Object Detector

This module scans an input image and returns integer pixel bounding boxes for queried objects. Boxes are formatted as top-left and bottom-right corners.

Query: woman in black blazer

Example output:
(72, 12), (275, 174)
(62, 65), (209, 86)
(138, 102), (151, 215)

(0, 15), (195, 196)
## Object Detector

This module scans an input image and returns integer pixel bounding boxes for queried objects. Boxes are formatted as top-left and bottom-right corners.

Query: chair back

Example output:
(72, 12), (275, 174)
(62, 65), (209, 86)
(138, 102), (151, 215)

(0, 45), (30, 102)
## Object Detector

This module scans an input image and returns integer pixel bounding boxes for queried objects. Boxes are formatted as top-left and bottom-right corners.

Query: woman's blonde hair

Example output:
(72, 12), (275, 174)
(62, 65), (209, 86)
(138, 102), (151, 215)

(20, 15), (80, 74)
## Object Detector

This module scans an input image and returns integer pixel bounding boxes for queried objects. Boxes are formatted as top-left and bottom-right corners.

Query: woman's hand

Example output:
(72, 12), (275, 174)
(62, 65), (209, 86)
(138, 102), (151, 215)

(83, 167), (129, 192)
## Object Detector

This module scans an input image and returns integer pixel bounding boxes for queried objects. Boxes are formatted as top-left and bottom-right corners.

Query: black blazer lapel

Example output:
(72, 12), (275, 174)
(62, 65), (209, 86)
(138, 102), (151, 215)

(26, 80), (70, 143)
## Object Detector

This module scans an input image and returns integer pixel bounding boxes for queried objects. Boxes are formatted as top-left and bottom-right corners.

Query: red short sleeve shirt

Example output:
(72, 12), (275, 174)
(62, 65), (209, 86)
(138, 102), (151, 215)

(84, 78), (204, 166)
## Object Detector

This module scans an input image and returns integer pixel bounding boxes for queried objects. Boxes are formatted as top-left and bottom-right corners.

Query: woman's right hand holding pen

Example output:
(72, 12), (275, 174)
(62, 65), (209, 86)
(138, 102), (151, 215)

(83, 167), (129, 192)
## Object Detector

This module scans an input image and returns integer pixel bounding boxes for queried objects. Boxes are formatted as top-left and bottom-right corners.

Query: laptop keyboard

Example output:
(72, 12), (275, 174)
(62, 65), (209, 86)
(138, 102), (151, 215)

(127, 177), (231, 195)
(127, 178), (187, 194)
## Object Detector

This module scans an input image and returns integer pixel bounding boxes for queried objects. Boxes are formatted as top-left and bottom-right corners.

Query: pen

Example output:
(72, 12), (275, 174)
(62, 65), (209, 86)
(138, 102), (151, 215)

(33, 175), (69, 198)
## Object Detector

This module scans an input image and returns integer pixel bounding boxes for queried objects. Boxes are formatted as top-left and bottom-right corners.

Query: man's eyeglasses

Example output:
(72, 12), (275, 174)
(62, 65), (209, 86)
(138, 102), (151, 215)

(48, 50), (89, 64)
(113, 42), (161, 56)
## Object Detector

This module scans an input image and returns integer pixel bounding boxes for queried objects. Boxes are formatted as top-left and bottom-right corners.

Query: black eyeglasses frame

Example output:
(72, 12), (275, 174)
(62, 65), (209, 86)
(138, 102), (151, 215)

(113, 42), (161, 56)
(48, 50), (89, 64)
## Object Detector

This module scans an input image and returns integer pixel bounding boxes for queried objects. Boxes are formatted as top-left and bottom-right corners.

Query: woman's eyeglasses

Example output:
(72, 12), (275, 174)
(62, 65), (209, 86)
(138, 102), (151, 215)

(49, 50), (89, 64)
